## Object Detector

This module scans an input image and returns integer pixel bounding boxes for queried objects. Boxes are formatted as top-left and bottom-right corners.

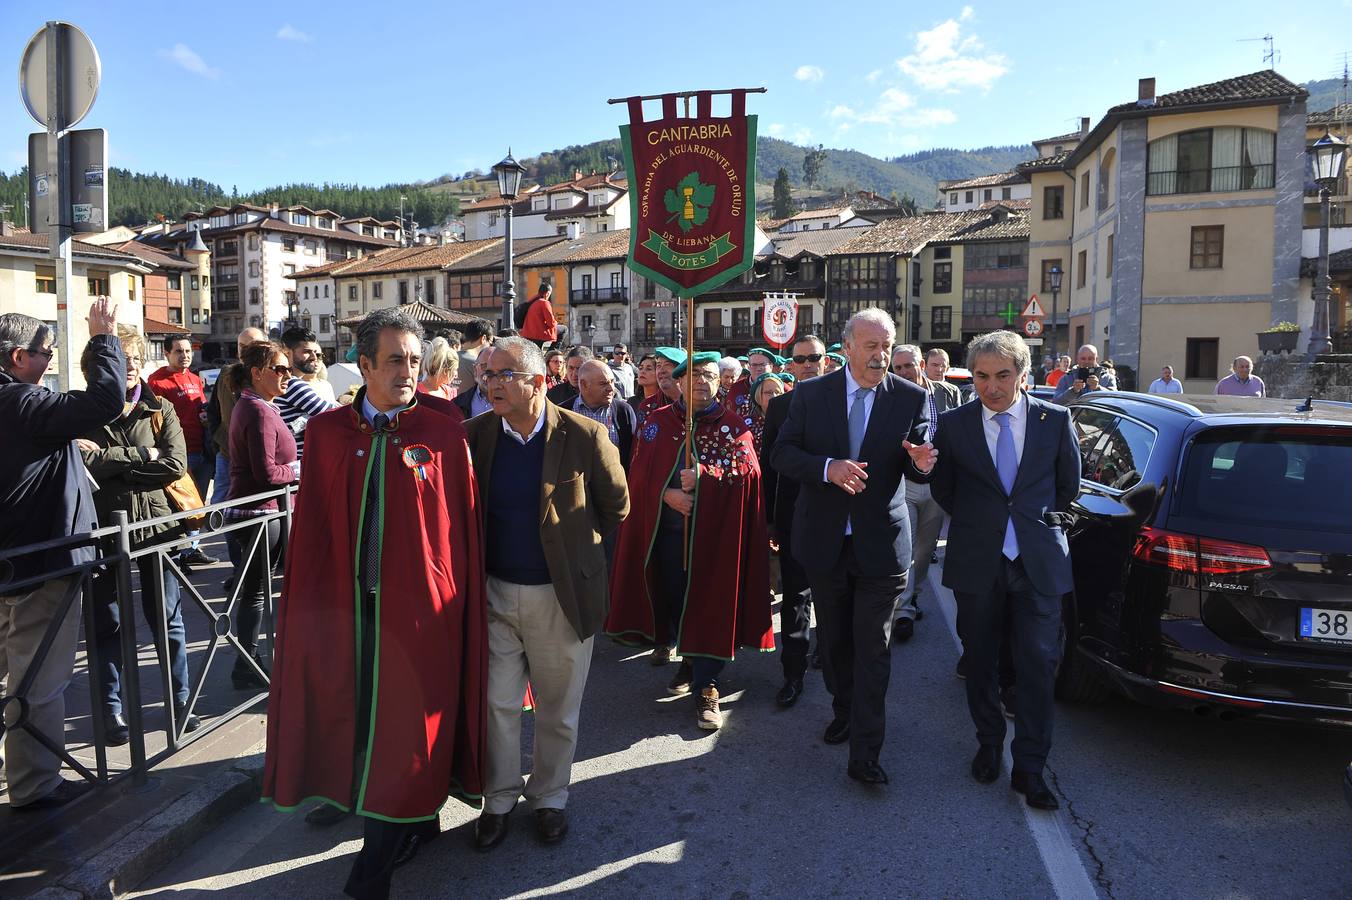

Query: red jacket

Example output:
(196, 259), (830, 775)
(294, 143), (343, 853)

(521, 296), (558, 343)
(147, 365), (207, 453)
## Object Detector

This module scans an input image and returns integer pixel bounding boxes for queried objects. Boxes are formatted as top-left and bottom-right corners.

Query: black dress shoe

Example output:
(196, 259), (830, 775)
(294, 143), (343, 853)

(971, 746), (1001, 784)
(13, 778), (92, 812)
(892, 618), (915, 644)
(231, 654), (270, 690)
(305, 803), (349, 827)
(534, 807), (568, 844)
(1011, 771), (1060, 810)
(181, 549), (220, 567)
(104, 712), (130, 746)
(847, 759), (889, 785)
(473, 811), (511, 852)
(775, 679), (804, 708)
(174, 704), (202, 734)
(823, 717), (851, 745)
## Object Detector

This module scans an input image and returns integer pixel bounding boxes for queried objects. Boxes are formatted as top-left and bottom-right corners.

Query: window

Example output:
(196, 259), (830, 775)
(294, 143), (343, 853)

(318, 316), (330, 333)
(983, 189), (992, 202)
(190, 308), (200, 324)
(1190, 226), (1223, 269)
(35, 268), (56, 293)
(910, 261), (921, 297)
(303, 239), (317, 255)
(292, 213), (310, 226)
(931, 306), (952, 340)
(580, 314), (594, 331)
(1147, 127), (1276, 195)
(234, 213), (248, 225)
(283, 264), (296, 276)
(283, 290), (296, 309)
(934, 246), (951, 260)
(488, 213), (499, 227)
(303, 285), (310, 299)
(732, 307), (751, 330)
(248, 261), (260, 278)
(610, 271), (623, 290)
(911, 303), (921, 341)
(372, 282), (382, 299)
(950, 192), (958, 205)
(609, 313), (622, 331)
(1076, 250), (1088, 288)
(190, 275), (199, 291)
(362, 225), (375, 236)
(283, 237), (296, 252)
(581, 274), (593, 297)
(644, 279), (656, 300)
(1075, 325), (1085, 349)
(323, 284), (329, 297)
(1084, 416), (1155, 491)
(318, 218), (333, 229)
(203, 275), (210, 288)
(933, 262), (952, 293)
(1044, 186), (1064, 220)
(1072, 407), (1119, 475)
(965, 191), (974, 203)
(799, 305), (814, 329)
(249, 288), (260, 305)
(348, 285), (357, 300)
(219, 240), (238, 256)
(425, 278), (436, 302)
(301, 316), (312, 331)
(1186, 337), (1219, 380)
(492, 281), (501, 298)
(963, 242), (1026, 270)
(1097, 150), (1114, 211)
(165, 272), (182, 291)
(1041, 259), (1063, 293)
(248, 233), (259, 251)
(460, 281), (471, 299)
(1080, 171), (1090, 208)
(1001, 187), (1012, 200)
(398, 281), (409, 303)
(168, 308), (182, 324)
(1106, 235), (1114, 277)
(88, 275), (109, 296)
(961, 285), (1025, 317)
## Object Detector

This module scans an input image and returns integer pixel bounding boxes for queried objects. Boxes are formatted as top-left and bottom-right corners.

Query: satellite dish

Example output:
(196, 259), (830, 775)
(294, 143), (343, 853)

(18, 22), (101, 131)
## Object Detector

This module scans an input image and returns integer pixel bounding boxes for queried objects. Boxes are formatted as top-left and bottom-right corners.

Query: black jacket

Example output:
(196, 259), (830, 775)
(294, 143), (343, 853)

(761, 389), (797, 536)
(0, 335), (125, 592)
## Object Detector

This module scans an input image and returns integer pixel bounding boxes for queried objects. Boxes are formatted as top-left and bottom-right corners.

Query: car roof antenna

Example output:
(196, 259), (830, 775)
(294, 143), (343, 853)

(1295, 395), (1314, 413)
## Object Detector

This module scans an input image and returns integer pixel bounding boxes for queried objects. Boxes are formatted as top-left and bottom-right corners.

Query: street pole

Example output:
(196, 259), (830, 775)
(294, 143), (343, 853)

(1050, 286), (1060, 362)
(46, 22), (76, 391)
(501, 204), (515, 331)
(1307, 185), (1333, 358)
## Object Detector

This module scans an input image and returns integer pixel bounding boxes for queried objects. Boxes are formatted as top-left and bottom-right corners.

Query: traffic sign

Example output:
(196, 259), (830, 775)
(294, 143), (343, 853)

(19, 22), (101, 131)
(1022, 294), (1046, 319)
(1023, 318), (1044, 338)
(28, 128), (106, 234)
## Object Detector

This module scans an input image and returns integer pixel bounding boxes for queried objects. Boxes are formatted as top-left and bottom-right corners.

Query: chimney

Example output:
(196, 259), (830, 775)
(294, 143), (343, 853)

(1137, 77), (1156, 108)
(565, 222), (582, 240)
(1, 220), (12, 237)
(1080, 116), (1090, 134)
(269, 202), (280, 219)
(573, 169), (582, 182)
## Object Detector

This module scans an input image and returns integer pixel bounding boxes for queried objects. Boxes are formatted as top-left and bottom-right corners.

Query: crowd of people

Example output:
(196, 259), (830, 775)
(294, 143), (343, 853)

(0, 296), (1281, 899)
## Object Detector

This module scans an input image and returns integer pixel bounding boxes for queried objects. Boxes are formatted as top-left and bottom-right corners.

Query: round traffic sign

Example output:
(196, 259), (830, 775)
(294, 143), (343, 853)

(1023, 319), (1044, 337)
(19, 22), (101, 131)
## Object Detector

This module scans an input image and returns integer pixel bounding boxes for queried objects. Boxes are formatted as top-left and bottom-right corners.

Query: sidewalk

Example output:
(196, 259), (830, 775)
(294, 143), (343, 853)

(0, 536), (272, 899)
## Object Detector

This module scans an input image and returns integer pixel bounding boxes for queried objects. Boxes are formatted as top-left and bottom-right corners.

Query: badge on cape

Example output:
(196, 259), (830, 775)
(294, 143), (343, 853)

(402, 444), (433, 480)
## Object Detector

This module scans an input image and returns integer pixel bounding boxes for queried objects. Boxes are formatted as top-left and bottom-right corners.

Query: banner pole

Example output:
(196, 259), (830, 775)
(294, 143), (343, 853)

(682, 293), (696, 560)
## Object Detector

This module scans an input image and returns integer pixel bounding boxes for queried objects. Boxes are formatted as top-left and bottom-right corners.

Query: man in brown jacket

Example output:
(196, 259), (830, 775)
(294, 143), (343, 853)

(463, 336), (629, 851)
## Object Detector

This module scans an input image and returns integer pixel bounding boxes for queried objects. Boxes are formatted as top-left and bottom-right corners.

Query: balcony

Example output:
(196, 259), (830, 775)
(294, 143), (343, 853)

(695, 324), (757, 344)
(1146, 164), (1274, 197)
(571, 286), (628, 303)
(213, 298), (240, 312)
(215, 273), (239, 286)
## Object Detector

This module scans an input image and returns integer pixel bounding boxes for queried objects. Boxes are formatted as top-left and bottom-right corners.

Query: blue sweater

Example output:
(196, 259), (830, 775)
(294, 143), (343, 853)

(485, 429), (551, 585)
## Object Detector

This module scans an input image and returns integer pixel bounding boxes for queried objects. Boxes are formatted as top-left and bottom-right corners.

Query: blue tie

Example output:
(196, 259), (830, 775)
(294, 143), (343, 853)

(848, 387), (870, 459)
(995, 412), (1019, 560)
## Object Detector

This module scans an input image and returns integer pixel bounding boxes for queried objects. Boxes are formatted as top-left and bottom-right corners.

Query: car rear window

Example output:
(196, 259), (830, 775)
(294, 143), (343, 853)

(1178, 426), (1352, 532)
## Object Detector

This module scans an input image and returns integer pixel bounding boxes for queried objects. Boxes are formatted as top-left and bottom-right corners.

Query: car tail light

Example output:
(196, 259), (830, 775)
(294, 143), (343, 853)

(1132, 527), (1271, 575)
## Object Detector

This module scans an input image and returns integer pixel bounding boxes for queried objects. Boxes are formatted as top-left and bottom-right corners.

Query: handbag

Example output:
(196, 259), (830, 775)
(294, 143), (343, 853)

(150, 410), (208, 529)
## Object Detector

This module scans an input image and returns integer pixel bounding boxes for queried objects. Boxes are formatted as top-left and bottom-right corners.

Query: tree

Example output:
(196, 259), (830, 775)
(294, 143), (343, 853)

(772, 167), (795, 218)
(802, 144), (828, 190)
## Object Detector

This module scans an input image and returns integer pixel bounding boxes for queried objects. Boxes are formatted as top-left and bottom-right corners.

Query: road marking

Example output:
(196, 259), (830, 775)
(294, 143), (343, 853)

(928, 567), (1100, 900)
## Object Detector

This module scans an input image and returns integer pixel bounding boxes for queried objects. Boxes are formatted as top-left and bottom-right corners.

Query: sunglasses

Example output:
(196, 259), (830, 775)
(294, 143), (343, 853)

(270, 364), (291, 376)
(792, 353), (823, 364)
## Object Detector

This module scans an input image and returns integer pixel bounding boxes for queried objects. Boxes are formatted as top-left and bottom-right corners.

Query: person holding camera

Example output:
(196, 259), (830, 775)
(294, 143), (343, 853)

(1051, 344), (1116, 404)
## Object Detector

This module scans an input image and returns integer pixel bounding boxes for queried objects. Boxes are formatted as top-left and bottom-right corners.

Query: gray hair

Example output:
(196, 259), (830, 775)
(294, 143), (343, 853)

(492, 336), (546, 376)
(842, 307), (896, 344)
(565, 345), (593, 362)
(1077, 343), (1099, 360)
(0, 313), (50, 372)
(1232, 355), (1253, 368)
(892, 343), (922, 361)
(967, 330), (1031, 376)
(926, 347), (950, 365)
(718, 356), (742, 375)
(357, 307), (424, 364)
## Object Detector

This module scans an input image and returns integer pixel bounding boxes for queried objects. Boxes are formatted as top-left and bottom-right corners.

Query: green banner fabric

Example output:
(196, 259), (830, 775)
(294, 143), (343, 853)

(619, 91), (758, 297)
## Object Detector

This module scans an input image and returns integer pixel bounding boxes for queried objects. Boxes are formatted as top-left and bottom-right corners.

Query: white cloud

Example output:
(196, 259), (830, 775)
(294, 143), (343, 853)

(794, 65), (824, 83)
(828, 105), (857, 119)
(276, 24), (313, 43)
(896, 12), (1007, 93)
(158, 43), (220, 79)
(792, 127), (814, 144)
(765, 123), (786, 137)
(865, 68), (884, 83)
(828, 87), (954, 129)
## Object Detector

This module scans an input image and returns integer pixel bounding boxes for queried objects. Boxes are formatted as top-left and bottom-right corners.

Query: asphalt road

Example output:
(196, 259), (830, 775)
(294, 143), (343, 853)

(129, 564), (1352, 900)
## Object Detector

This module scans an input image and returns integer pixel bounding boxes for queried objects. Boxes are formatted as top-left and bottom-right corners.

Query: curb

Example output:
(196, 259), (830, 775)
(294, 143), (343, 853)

(32, 741), (265, 900)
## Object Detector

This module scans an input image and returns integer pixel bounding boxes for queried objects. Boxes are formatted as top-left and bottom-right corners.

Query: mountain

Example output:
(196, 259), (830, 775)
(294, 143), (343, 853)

(1305, 76), (1350, 115)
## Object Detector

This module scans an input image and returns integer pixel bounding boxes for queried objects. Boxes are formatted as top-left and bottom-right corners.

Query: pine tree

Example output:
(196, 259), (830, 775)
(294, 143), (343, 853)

(772, 168), (795, 218)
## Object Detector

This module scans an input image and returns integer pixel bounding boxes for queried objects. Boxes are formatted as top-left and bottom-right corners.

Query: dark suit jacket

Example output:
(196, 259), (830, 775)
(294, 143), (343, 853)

(929, 394), (1080, 597)
(454, 387), (488, 421)
(464, 403), (630, 641)
(546, 382), (578, 407)
(761, 389), (797, 536)
(770, 369), (932, 576)
(927, 377), (963, 416)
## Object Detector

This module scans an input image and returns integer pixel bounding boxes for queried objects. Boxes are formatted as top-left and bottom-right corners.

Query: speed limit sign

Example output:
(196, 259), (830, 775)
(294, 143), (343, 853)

(1023, 318), (1044, 337)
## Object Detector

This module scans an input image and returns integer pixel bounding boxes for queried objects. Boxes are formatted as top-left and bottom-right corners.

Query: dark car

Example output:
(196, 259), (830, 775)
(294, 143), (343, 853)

(1055, 392), (1352, 729)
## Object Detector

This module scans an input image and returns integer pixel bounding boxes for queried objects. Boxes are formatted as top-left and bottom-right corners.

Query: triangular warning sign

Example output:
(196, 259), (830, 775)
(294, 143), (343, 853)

(1021, 295), (1046, 318)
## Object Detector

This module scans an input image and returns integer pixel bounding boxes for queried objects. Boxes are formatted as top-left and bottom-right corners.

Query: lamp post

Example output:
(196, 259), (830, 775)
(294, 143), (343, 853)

(1048, 264), (1063, 362)
(1307, 131), (1348, 358)
(492, 149), (527, 332)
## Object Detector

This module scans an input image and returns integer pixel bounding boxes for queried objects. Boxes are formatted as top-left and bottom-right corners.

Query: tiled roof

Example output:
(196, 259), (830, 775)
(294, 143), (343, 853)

(826, 208), (1029, 256)
(291, 239), (504, 279)
(1017, 151), (1072, 173)
(285, 255), (372, 280)
(112, 240), (197, 271)
(140, 216), (397, 250)
(939, 171), (1026, 191)
(978, 198), (1032, 211)
(543, 196), (623, 221)
(142, 317), (191, 335)
(444, 236), (566, 273)
(1034, 130), (1084, 145)
(517, 229), (629, 266)
(0, 232), (146, 263)
(1308, 103), (1352, 127)
(337, 299), (491, 329)
(787, 206), (852, 221)
(1301, 248), (1352, 277)
(1107, 70), (1307, 114)
(768, 228), (866, 259)
(943, 208), (1031, 243)
(757, 216), (791, 232)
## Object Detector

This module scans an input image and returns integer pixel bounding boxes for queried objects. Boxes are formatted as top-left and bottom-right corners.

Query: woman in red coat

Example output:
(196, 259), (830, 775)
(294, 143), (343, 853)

(520, 284), (559, 348)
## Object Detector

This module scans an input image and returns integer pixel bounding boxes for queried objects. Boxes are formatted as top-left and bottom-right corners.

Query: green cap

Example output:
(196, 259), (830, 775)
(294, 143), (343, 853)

(737, 355), (749, 363)
(672, 350), (722, 378)
(654, 346), (688, 365)
(826, 352), (846, 366)
(774, 354), (790, 366)
(827, 342), (842, 353)
(747, 347), (776, 361)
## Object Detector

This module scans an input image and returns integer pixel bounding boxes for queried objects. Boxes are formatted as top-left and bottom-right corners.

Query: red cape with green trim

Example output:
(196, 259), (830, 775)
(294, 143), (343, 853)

(261, 393), (487, 821)
(604, 403), (774, 659)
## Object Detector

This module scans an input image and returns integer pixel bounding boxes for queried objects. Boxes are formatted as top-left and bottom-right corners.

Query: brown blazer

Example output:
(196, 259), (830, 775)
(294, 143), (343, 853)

(464, 402), (630, 641)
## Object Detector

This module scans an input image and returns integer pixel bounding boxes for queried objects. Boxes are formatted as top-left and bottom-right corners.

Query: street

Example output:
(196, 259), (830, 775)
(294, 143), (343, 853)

(127, 562), (1352, 900)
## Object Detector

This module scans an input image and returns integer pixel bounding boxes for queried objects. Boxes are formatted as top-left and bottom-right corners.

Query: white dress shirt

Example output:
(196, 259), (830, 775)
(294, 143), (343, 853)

(822, 365), (878, 481)
(501, 403), (547, 445)
(980, 392), (1028, 472)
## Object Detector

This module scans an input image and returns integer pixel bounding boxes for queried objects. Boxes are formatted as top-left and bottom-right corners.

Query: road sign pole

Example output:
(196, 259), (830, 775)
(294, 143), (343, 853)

(45, 22), (76, 391)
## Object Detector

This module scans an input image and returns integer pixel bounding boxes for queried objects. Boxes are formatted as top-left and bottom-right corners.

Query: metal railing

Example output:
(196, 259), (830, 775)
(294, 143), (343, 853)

(0, 487), (293, 799)
(571, 287), (629, 303)
(1146, 164), (1275, 196)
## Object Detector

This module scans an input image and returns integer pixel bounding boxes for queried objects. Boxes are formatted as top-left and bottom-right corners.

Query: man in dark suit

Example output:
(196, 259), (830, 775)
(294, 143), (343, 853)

(455, 349), (494, 420)
(771, 309), (936, 786)
(761, 333), (827, 708)
(570, 360), (636, 471)
(545, 345), (590, 407)
(463, 337), (630, 850)
(930, 330), (1080, 811)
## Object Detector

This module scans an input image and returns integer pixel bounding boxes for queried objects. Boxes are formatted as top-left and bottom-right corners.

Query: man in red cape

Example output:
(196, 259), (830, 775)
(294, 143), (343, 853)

(262, 308), (487, 900)
(606, 351), (773, 730)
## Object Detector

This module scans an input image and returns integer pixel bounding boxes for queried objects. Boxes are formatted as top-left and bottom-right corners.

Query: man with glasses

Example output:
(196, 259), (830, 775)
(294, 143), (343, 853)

(455, 350), (496, 420)
(607, 344), (636, 400)
(464, 338), (628, 851)
(275, 327), (337, 461)
(148, 336), (218, 568)
(0, 298), (123, 810)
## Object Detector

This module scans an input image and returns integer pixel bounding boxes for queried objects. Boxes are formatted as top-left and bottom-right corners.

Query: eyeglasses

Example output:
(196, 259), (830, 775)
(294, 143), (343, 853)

(480, 369), (532, 384)
(126, 356), (145, 366)
(690, 370), (721, 383)
(270, 365), (291, 376)
(791, 353), (823, 364)
(27, 345), (55, 360)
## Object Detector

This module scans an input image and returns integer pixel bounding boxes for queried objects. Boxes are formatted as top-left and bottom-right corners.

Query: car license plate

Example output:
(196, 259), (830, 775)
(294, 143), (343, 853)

(1299, 607), (1352, 644)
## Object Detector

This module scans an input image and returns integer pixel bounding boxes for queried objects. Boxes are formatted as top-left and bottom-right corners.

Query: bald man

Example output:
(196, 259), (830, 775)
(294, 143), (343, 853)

(571, 359), (637, 471)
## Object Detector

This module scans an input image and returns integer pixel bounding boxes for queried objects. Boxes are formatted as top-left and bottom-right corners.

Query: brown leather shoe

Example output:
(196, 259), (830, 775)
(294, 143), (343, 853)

(534, 807), (568, 844)
(473, 810), (511, 852)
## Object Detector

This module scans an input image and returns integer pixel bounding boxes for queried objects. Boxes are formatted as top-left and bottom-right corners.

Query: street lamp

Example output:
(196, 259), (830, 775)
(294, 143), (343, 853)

(493, 149), (527, 331)
(1048, 264), (1063, 362)
(1307, 130), (1348, 358)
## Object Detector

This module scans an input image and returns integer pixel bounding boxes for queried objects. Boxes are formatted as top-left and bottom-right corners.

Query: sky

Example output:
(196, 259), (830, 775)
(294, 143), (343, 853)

(2, 0), (1349, 192)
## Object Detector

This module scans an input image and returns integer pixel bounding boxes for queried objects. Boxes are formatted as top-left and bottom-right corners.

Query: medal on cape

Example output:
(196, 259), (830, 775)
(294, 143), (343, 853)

(402, 444), (433, 481)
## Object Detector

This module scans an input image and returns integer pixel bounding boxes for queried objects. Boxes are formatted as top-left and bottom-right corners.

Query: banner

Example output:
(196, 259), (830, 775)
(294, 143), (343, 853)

(762, 293), (799, 348)
(619, 91), (757, 297)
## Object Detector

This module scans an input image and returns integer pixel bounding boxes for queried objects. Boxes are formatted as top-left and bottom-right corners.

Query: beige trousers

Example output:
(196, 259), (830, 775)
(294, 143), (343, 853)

(483, 576), (593, 816)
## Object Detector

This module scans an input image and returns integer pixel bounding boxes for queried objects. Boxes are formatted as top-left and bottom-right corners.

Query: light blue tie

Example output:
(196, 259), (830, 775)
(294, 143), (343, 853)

(995, 412), (1019, 560)
(848, 387), (870, 459)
